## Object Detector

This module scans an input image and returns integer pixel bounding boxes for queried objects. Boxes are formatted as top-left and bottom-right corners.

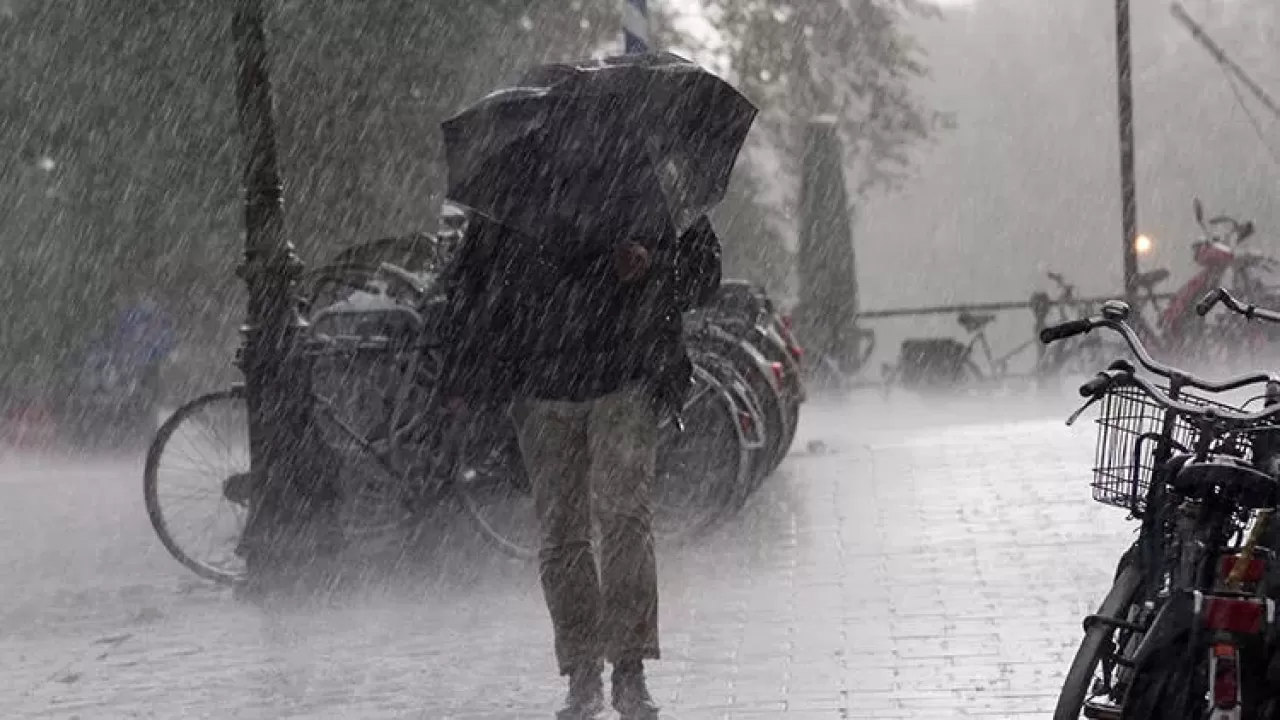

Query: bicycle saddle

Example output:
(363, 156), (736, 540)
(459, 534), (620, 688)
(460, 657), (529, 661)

(957, 311), (996, 333)
(1167, 455), (1279, 510)
(1133, 268), (1170, 290)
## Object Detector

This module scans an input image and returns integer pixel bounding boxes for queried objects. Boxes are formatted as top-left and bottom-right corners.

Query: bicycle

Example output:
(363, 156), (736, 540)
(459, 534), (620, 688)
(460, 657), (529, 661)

(1119, 198), (1274, 373)
(685, 311), (791, 496)
(701, 280), (806, 460)
(1043, 298), (1280, 719)
(144, 261), (755, 585)
(881, 275), (1080, 395)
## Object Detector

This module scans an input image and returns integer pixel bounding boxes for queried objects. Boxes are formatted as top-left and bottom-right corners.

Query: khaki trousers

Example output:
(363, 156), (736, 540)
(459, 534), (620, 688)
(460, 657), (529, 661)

(510, 385), (660, 675)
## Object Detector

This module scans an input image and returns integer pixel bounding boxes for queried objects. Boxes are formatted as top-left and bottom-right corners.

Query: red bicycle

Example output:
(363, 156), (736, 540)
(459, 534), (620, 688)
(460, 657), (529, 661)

(1125, 198), (1276, 369)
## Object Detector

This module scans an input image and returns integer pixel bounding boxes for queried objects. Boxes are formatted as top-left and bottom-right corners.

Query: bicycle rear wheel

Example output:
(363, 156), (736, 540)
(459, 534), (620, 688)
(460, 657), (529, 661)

(144, 387), (250, 585)
(653, 363), (749, 539)
(700, 336), (787, 485)
(690, 351), (767, 510)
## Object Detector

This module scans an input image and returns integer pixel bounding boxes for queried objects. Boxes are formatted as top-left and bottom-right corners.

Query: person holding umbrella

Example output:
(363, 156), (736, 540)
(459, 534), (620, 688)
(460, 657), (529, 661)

(437, 53), (756, 720)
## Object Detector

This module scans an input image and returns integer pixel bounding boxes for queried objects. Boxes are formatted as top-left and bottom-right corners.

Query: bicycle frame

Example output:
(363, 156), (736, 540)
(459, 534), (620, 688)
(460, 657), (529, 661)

(966, 271), (1100, 380)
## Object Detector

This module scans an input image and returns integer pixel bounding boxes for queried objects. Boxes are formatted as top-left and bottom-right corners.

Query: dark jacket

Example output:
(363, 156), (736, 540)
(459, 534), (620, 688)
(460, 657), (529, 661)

(435, 212), (722, 415)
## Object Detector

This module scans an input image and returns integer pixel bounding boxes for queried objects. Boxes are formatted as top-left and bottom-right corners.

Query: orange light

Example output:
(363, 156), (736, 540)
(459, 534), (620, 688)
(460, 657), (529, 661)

(1135, 234), (1154, 255)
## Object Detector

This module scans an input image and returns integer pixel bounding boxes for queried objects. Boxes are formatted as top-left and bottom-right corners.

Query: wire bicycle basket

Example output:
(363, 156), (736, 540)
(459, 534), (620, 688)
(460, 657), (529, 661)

(1092, 386), (1261, 515)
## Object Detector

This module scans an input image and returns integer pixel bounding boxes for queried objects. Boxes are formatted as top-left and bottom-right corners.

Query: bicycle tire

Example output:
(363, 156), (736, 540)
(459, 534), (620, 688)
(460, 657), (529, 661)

(696, 335), (787, 484)
(144, 387), (249, 586)
(780, 397), (801, 461)
(652, 369), (748, 538)
(453, 367), (749, 559)
(743, 330), (804, 466)
(1054, 558), (1144, 719)
(455, 486), (537, 561)
(452, 413), (539, 562)
(691, 350), (768, 511)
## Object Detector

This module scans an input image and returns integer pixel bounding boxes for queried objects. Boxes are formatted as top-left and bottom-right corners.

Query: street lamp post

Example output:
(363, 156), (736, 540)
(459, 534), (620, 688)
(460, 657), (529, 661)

(1114, 0), (1139, 306)
(230, 0), (328, 583)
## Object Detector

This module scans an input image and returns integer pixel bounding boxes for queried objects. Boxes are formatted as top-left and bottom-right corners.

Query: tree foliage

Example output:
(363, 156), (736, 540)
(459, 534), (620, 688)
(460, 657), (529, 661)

(0, 0), (937, 393)
(0, 0), (543, 392)
(705, 0), (949, 197)
(651, 0), (946, 298)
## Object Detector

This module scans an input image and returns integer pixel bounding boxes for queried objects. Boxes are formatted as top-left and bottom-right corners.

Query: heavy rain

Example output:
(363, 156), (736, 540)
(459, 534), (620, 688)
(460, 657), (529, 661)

(4, 0), (1280, 717)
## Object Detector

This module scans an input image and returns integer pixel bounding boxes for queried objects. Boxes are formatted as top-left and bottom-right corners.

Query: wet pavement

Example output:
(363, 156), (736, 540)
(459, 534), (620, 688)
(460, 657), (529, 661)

(2, 394), (1134, 718)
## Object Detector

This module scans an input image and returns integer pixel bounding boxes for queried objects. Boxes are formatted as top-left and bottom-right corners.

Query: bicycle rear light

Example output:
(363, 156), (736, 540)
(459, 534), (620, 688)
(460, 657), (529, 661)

(770, 361), (785, 387)
(1195, 592), (1274, 635)
(1218, 554), (1266, 586)
(1210, 643), (1241, 711)
(739, 411), (754, 434)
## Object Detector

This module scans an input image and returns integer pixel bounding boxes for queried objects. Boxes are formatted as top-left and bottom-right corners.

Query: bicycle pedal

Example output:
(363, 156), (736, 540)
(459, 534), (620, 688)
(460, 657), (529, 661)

(1083, 699), (1123, 720)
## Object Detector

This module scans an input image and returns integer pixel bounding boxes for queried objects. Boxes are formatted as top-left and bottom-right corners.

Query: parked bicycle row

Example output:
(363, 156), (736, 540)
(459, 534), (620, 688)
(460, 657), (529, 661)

(141, 228), (810, 585)
(1043, 284), (1280, 718)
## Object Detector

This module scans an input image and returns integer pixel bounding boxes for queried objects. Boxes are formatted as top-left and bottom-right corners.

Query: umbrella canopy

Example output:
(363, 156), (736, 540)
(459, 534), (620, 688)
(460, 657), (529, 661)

(442, 51), (757, 243)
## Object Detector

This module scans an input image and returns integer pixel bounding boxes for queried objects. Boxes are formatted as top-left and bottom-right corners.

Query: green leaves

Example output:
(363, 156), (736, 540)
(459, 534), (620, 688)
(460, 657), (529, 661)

(691, 0), (948, 198)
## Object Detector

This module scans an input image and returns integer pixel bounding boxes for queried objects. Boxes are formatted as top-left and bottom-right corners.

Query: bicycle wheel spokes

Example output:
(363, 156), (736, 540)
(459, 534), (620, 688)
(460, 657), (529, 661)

(146, 390), (250, 583)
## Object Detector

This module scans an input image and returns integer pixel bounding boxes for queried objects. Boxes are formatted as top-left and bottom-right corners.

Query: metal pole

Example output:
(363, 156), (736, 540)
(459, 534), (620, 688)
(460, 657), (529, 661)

(623, 0), (650, 53)
(1114, 0), (1139, 306)
(231, 0), (324, 581)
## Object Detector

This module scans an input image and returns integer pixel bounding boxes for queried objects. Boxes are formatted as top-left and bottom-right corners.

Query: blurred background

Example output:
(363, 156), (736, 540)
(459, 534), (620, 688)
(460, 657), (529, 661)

(1, 0), (1278, 398)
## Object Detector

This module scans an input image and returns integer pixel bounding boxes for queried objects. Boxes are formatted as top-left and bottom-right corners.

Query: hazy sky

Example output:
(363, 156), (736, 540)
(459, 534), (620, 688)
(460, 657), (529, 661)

(857, 0), (1279, 313)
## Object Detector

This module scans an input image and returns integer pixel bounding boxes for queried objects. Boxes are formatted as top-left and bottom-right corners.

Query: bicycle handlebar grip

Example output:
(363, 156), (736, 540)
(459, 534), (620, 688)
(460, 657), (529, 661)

(1195, 288), (1226, 317)
(1079, 372), (1115, 398)
(1039, 318), (1093, 344)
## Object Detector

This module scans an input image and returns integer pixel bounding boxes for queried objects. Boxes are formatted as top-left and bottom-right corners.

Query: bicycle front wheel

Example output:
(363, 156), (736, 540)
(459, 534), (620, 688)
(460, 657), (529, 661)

(1054, 556), (1145, 719)
(144, 387), (250, 585)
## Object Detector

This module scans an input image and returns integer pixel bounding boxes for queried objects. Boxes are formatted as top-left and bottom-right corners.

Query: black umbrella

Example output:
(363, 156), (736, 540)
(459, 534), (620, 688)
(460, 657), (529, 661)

(441, 51), (757, 243)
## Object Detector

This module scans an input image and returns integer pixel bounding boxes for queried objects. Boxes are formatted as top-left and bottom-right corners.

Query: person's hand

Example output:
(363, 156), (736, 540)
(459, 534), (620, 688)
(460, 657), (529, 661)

(614, 242), (651, 283)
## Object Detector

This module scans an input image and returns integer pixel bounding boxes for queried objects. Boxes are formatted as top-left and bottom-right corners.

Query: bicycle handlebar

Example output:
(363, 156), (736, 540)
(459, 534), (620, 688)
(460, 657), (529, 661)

(1077, 360), (1135, 398)
(1195, 288), (1227, 317)
(1039, 300), (1278, 392)
(1083, 368), (1280, 428)
(1195, 287), (1280, 324)
(1039, 318), (1091, 343)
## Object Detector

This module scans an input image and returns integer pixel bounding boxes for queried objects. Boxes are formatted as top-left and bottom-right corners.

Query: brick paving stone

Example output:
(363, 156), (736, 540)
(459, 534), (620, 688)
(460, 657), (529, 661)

(2, 394), (1139, 718)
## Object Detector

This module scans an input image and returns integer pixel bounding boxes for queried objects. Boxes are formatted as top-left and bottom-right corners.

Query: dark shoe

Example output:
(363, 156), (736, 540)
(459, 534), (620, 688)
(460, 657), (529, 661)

(612, 661), (660, 720)
(557, 665), (605, 720)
